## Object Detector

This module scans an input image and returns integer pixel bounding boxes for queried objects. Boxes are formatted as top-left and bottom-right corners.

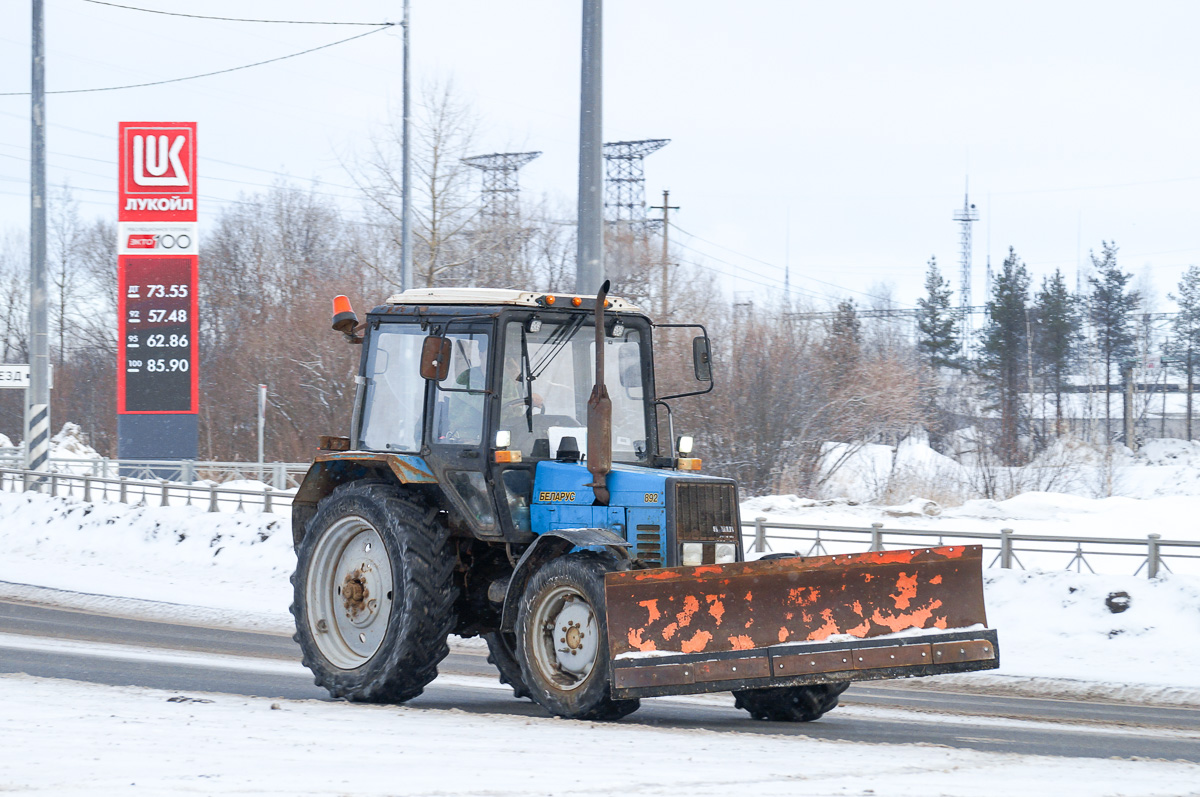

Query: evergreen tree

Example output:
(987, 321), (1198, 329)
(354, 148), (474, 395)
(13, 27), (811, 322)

(1168, 264), (1200, 440)
(822, 299), (862, 368)
(916, 256), (960, 369)
(1032, 269), (1078, 435)
(978, 247), (1031, 464)
(1087, 241), (1139, 441)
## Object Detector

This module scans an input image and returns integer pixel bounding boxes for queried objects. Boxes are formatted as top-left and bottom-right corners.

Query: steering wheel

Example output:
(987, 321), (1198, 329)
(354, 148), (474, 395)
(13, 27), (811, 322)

(504, 396), (543, 414)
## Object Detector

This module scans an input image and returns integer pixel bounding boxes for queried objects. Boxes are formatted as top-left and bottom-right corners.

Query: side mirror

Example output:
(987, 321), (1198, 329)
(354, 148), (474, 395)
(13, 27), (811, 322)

(692, 336), (712, 382)
(420, 336), (452, 381)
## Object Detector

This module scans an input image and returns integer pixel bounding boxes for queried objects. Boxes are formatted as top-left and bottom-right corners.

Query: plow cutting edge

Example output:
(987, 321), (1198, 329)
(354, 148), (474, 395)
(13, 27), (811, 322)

(603, 545), (998, 699)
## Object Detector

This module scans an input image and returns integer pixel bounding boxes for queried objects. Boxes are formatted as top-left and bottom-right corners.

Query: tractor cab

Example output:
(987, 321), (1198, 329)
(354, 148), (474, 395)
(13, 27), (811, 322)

(333, 287), (723, 558)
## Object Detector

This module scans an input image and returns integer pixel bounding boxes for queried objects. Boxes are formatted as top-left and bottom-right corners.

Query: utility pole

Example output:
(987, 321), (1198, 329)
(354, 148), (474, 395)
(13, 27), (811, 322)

(400, 0), (413, 292)
(1122, 360), (1136, 452)
(650, 189), (678, 319)
(27, 0), (50, 474)
(257, 384), (267, 479)
(576, 0), (604, 293)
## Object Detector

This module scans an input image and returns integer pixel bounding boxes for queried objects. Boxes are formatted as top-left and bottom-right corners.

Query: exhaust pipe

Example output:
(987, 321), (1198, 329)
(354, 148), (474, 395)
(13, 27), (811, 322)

(586, 279), (612, 505)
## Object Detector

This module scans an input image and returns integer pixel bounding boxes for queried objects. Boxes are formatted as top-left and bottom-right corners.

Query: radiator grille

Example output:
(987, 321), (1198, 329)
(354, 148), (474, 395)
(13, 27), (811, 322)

(674, 482), (739, 542)
(634, 524), (662, 567)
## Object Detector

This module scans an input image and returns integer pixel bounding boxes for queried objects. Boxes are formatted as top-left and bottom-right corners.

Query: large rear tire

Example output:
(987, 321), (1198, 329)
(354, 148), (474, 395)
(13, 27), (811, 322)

(290, 480), (457, 703)
(515, 552), (639, 721)
(732, 682), (849, 722)
(484, 631), (531, 700)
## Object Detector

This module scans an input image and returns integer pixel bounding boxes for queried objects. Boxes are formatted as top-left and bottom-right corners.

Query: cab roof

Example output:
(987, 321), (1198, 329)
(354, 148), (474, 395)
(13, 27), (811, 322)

(385, 287), (644, 313)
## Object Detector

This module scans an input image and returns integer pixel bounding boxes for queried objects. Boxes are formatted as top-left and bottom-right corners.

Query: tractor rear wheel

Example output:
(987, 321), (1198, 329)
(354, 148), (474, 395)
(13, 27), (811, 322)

(732, 682), (850, 722)
(291, 480), (457, 703)
(515, 552), (639, 721)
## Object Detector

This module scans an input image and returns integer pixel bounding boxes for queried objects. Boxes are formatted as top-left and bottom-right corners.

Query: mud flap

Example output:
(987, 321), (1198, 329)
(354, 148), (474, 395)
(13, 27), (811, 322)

(603, 545), (999, 700)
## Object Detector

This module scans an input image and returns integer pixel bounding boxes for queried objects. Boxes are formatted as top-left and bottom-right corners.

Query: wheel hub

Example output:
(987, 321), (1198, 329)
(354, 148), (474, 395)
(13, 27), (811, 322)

(305, 518), (394, 669)
(551, 597), (597, 677)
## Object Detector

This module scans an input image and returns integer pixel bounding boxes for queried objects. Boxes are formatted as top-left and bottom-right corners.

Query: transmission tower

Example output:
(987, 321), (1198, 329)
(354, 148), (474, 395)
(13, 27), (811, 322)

(953, 192), (979, 354)
(603, 139), (669, 228)
(462, 151), (542, 222)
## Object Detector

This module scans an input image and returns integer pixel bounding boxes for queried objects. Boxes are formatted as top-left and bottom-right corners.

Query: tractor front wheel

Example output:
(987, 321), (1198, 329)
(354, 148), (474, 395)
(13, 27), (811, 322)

(732, 682), (850, 722)
(515, 552), (639, 721)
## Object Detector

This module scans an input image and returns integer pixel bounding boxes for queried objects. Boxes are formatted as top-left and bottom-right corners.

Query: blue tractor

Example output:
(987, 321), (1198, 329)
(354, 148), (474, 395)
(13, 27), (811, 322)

(291, 283), (998, 721)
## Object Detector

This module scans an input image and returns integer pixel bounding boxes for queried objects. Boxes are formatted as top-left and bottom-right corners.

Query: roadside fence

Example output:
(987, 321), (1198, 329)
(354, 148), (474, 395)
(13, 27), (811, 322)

(0, 467), (295, 515)
(742, 518), (1200, 580)
(0, 453), (308, 490)
(1, 464), (1196, 579)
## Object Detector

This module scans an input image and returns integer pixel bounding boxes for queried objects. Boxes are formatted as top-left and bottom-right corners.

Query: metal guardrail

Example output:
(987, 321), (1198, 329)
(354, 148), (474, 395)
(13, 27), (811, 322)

(742, 517), (1200, 579)
(0, 453), (308, 489)
(0, 467), (295, 515)
(2, 465), (1196, 578)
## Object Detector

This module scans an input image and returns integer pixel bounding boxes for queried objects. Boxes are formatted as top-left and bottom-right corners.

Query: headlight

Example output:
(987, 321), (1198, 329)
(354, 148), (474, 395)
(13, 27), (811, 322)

(715, 543), (737, 563)
(681, 543), (704, 566)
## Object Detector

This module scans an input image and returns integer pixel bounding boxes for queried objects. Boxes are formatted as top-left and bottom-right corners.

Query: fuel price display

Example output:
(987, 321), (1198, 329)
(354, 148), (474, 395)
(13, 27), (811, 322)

(118, 255), (198, 413)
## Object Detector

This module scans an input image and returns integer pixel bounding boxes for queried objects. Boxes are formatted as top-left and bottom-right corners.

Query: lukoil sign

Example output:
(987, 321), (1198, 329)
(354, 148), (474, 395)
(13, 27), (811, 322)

(118, 122), (197, 223)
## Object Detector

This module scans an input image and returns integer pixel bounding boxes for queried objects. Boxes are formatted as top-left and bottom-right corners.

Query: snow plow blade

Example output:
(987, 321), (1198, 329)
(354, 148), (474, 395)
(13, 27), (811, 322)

(604, 545), (998, 700)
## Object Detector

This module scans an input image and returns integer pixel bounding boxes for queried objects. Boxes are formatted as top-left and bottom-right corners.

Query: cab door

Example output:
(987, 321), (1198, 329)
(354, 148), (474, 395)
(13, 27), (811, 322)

(425, 325), (500, 537)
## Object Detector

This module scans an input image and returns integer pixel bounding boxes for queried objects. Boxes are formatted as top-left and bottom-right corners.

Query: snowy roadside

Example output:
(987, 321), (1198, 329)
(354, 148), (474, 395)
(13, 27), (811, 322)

(2, 672), (1198, 797)
(1, 489), (1198, 706)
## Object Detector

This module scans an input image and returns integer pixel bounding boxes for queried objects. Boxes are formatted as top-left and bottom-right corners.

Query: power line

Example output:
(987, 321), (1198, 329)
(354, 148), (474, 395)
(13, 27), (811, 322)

(668, 237), (837, 302)
(80, 1), (396, 26)
(670, 222), (917, 308)
(0, 26), (391, 96)
(0, 116), (362, 192)
(0, 145), (362, 202)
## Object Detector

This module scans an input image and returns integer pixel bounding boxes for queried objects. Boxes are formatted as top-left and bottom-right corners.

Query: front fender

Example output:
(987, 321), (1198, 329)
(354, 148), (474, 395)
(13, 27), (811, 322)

(500, 527), (631, 633)
(290, 452), (437, 546)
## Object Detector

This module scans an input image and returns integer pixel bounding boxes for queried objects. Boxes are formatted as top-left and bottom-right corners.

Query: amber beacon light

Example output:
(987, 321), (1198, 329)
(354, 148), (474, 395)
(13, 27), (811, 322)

(332, 295), (357, 334)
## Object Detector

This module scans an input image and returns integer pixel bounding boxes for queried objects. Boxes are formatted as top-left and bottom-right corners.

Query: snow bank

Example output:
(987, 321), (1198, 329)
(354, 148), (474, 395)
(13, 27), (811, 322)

(0, 422), (103, 473)
(0, 490), (293, 630)
(1, 490), (1198, 704)
(982, 568), (1200, 695)
(747, 487), (1200, 547)
(814, 432), (1200, 505)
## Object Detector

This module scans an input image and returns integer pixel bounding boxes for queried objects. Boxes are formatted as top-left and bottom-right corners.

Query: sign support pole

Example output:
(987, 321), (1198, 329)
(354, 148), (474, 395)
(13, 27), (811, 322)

(28, 0), (50, 473)
(400, 0), (413, 292)
(257, 383), (266, 480)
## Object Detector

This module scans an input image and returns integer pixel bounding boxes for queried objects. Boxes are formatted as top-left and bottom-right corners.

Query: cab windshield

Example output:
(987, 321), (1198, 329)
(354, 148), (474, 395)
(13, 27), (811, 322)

(499, 317), (649, 463)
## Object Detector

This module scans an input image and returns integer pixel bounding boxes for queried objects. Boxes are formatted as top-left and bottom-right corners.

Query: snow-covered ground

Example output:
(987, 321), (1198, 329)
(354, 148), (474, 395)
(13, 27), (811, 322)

(819, 434), (1200, 504)
(4, 672), (1198, 797)
(2, 464), (1200, 793)
(1, 486), (1198, 706)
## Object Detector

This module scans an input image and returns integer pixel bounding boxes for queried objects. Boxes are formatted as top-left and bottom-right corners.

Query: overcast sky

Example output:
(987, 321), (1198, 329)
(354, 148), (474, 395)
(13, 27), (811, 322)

(2, 1), (1198, 311)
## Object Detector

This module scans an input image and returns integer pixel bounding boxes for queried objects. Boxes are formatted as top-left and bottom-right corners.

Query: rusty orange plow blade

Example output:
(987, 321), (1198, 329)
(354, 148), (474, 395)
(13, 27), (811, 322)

(604, 545), (998, 699)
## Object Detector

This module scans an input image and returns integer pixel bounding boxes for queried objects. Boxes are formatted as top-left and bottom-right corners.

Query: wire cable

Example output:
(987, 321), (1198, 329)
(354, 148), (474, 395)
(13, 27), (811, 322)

(0, 26), (391, 96)
(79, 1), (397, 26)
(670, 221), (918, 308)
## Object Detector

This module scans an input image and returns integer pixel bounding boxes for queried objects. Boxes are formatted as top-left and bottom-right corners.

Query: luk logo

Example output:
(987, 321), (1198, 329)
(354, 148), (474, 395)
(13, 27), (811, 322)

(132, 134), (188, 187)
(119, 122), (196, 221)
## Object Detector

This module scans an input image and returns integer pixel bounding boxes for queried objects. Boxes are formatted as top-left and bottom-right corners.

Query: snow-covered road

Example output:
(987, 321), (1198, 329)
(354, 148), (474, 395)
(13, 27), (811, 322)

(3, 669), (1198, 797)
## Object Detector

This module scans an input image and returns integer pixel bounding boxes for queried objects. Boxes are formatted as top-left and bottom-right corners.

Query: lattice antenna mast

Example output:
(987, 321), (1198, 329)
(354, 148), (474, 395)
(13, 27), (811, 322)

(953, 191), (979, 355)
(603, 139), (669, 229)
(462, 151), (542, 222)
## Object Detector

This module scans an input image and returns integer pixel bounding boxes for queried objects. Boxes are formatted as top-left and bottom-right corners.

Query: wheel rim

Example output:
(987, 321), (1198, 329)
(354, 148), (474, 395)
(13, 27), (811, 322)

(305, 515), (394, 670)
(529, 584), (600, 691)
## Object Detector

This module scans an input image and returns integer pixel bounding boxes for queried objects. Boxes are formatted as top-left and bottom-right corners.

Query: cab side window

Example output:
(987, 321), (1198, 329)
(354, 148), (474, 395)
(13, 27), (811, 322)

(359, 324), (425, 452)
(431, 331), (490, 446)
